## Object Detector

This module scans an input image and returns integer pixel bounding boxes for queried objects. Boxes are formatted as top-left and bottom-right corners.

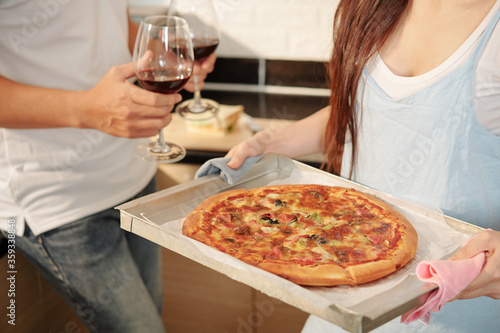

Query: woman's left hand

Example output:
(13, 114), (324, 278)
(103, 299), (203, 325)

(184, 53), (216, 92)
(450, 229), (500, 300)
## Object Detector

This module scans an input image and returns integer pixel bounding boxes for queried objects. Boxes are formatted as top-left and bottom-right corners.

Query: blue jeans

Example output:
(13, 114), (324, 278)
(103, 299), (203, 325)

(15, 178), (165, 333)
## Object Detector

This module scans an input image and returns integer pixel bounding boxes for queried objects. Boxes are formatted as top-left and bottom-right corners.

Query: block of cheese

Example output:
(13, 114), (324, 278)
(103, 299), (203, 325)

(183, 104), (244, 135)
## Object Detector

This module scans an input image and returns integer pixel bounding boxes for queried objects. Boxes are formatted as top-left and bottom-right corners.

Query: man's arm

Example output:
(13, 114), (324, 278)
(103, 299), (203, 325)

(0, 63), (182, 138)
(0, 74), (82, 129)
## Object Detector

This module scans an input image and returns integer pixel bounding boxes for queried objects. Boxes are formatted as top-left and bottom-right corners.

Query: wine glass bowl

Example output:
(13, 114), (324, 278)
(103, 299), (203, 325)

(169, 0), (221, 121)
(136, 68), (192, 94)
(133, 15), (194, 163)
(193, 39), (219, 61)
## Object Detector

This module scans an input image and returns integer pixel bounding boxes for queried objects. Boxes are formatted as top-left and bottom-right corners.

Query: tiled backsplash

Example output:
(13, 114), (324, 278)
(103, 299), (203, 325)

(205, 58), (260, 85)
(206, 58), (329, 89)
(130, 1), (333, 121)
(265, 60), (329, 89)
(188, 57), (330, 121)
(129, 0), (338, 62)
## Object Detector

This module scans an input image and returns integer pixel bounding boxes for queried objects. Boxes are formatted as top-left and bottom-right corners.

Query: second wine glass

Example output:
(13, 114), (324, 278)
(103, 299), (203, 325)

(133, 15), (194, 163)
(169, 0), (220, 121)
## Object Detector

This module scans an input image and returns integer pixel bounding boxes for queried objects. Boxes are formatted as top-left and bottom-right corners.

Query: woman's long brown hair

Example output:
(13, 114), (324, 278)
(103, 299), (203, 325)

(323, 0), (409, 176)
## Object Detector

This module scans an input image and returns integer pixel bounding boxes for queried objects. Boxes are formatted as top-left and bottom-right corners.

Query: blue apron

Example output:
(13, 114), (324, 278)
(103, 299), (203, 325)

(303, 5), (500, 333)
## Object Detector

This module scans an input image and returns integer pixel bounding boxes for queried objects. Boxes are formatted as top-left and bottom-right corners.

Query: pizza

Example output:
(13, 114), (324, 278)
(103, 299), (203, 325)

(183, 184), (418, 286)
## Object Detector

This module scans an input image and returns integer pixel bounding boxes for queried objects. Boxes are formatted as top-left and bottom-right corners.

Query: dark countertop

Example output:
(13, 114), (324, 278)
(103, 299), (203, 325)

(179, 89), (328, 121)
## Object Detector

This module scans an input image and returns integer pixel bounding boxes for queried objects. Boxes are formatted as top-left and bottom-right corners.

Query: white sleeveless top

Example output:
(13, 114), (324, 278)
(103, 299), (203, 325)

(369, 1), (500, 137)
(0, 0), (156, 236)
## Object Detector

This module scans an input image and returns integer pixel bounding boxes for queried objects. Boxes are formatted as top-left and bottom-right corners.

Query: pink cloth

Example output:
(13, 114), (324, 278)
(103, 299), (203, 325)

(401, 252), (486, 325)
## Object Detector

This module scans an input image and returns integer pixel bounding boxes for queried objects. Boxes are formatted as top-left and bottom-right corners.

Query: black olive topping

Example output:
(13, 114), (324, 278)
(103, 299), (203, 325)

(274, 199), (283, 207)
(309, 234), (319, 240)
(262, 213), (279, 224)
(318, 238), (328, 244)
(261, 214), (272, 222)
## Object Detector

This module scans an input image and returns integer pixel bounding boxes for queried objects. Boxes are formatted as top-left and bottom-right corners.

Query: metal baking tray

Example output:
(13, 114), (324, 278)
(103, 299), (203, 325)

(116, 154), (482, 333)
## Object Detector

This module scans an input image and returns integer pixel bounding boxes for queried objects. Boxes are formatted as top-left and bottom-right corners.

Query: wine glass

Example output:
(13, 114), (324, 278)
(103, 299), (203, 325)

(133, 16), (194, 163)
(168, 0), (220, 121)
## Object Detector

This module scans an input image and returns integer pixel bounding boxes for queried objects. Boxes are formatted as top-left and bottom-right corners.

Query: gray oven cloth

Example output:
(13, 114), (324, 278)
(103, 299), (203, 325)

(195, 155), (263, 185)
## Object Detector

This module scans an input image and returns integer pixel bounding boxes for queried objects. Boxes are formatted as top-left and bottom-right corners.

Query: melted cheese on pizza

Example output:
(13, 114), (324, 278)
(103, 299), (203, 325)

(187, 185), (405, 268)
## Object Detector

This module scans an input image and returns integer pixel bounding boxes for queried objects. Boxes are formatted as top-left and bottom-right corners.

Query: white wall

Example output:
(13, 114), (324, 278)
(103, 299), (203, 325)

(129, 0), (338, 62)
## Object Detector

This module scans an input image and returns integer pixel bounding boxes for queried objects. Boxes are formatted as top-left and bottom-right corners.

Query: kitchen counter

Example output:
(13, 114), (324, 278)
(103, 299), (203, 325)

(173, 88), (328, 166)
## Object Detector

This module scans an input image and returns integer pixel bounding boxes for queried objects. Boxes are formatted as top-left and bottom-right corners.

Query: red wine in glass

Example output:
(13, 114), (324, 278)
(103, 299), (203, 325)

(192, 38), (219, 61)
(136, 68), (191, 94)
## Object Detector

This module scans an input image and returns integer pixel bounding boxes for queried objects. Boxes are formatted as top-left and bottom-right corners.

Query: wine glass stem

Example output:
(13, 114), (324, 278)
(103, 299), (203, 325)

(150, 129), (170, 154)
(191, 75), (205, 113)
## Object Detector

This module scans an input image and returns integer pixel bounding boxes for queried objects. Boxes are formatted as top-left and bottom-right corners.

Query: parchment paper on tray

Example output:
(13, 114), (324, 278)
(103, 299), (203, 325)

(158, 166), (471, 310)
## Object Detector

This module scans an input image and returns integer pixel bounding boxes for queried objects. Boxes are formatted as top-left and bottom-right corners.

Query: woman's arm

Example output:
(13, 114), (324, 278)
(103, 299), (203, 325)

(226, 106), (330, 169)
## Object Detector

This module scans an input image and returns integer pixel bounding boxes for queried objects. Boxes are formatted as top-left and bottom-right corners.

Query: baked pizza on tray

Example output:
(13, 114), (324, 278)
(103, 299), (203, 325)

(183, 184), (418, 286)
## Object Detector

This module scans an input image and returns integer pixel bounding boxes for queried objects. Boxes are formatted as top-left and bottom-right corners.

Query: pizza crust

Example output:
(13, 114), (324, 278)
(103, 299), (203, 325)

(259, 239), (416, 287)
(257, 261), (353, 286)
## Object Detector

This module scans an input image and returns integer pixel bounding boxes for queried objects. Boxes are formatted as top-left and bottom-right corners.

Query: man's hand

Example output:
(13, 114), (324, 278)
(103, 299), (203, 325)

(79, 63), (181, 138)
(184, 53), (217, 92)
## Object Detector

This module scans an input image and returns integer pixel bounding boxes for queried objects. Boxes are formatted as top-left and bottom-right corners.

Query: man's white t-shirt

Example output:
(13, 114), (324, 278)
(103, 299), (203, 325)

(0, 0), (156, 236)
